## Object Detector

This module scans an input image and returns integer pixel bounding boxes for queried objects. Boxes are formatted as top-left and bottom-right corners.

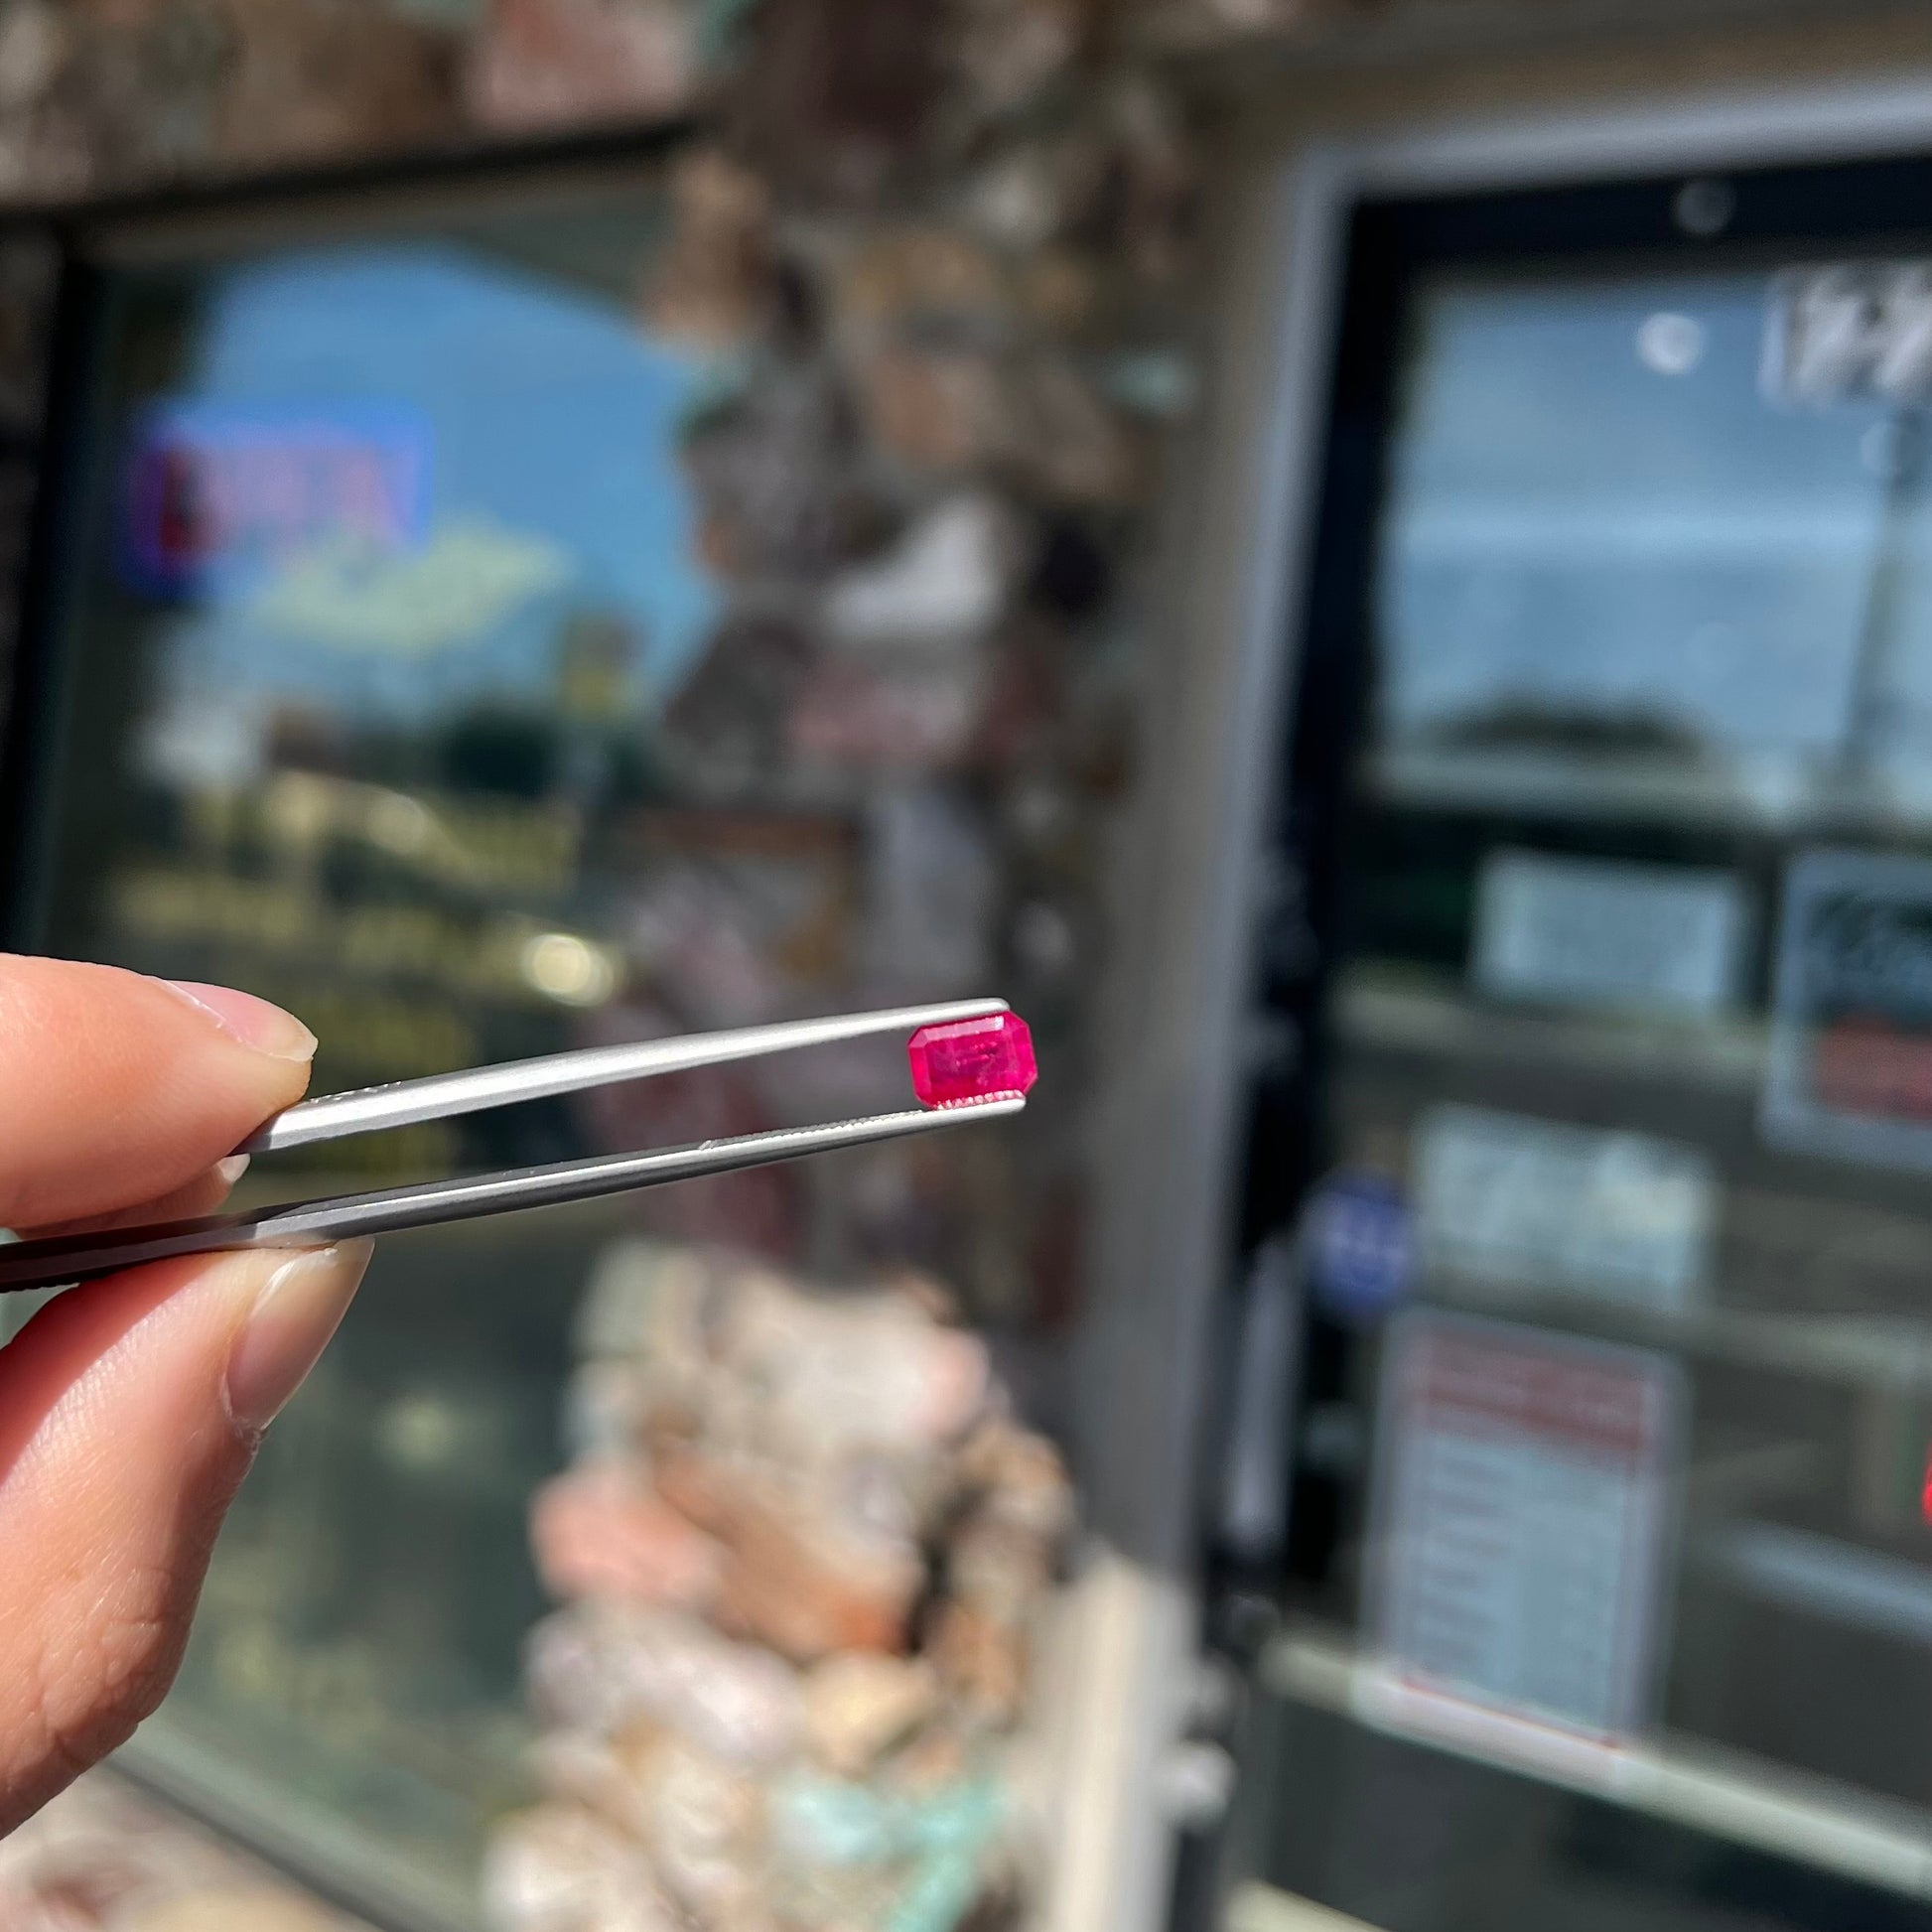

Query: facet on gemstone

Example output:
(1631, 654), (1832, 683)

(906, 1011), (1036, 1108)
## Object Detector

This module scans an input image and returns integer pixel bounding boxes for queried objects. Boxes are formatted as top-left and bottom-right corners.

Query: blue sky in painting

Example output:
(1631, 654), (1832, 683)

(144, 239), (717, 727)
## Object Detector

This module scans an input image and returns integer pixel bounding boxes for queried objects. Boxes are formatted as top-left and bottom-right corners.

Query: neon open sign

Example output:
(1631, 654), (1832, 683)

(123, 399), (432, 597)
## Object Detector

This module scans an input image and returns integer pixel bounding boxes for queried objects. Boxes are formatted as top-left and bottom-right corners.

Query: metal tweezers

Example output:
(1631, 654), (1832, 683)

(0, 998), (1026, 1295)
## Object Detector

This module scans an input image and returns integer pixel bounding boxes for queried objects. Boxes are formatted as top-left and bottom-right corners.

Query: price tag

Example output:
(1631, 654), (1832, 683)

(1763, 263), (1932, 408)
(1473, 849), (1747, 1020)
(1415, 1105), (1715, 1312)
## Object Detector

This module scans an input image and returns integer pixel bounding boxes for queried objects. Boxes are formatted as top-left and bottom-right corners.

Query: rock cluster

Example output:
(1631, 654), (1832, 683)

(484, 1240), (1074, 1932)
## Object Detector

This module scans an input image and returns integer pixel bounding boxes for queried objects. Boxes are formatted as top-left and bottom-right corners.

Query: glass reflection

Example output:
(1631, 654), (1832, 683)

(1274, 255), (1932, 1928)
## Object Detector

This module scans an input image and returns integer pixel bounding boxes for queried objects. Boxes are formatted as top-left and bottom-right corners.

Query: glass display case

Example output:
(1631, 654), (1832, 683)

(1209, 141), (1932, 1932)
(1, 143), (1116, 1932)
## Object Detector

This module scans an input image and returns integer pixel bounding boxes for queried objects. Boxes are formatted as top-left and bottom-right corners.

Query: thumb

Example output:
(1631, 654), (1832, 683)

(0, 1239), (371, 1833)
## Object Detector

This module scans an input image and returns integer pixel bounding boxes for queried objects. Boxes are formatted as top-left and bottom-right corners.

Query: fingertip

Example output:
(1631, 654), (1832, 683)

(223, 1240), (372, 1436)
(158, 981), (318, 1063)
(25, 1155), (251, 1239)
(0, 958), (315, 1227)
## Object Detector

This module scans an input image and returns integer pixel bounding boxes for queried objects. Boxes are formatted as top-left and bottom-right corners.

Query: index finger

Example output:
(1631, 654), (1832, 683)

(0, 956), (316, 1231)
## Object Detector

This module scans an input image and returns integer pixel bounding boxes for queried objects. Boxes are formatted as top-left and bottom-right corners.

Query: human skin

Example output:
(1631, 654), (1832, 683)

(0, 955), (369, 1836)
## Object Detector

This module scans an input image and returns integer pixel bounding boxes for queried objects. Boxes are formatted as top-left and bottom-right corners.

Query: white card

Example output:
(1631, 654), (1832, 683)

(1473, 848), (1747, 1019)
(1416, 1104), (1715, 1311)
(1764, 262), (1932, 408)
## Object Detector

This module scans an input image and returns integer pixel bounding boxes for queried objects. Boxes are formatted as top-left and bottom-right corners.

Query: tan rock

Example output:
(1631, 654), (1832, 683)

(531, 1725), (635, 1825)
(658, 1454), (922, 1662)
(837, 225), (1008, 336)
(957, 1420), (1075, 1543)
(858, 344), (1010, 476)
(946, 1516), (1054, 1624)
(803, 1653), (940, 1775)
(639, 150), (775, 350)
(930, 1601), (1029, 1724)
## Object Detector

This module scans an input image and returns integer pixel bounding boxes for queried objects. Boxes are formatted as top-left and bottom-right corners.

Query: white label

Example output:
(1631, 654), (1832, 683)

(1473, 849), (1746, 1019)
(1416, 1105), (1715, 1311)
(1371, 1311), (1680, 1740)
(1764, 263), (1932, 408)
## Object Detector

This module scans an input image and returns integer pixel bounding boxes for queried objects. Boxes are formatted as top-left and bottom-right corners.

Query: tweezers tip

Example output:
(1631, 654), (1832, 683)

(927, 1089), (1030, 1112)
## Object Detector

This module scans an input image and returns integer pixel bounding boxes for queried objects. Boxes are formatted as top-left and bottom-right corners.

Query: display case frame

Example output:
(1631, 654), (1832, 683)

(1174, 59), (1932, 1932)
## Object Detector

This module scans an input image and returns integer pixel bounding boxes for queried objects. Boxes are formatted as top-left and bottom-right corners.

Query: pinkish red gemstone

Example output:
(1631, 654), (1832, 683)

(907, 1012), (1036, 1108)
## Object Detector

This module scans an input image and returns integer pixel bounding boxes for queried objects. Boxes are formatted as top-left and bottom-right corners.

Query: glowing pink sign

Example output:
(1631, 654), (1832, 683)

(123, 400), (431, 596)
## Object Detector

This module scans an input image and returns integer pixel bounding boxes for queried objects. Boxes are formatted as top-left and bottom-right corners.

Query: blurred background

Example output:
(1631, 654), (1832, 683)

(1, 4), (1932, 1932)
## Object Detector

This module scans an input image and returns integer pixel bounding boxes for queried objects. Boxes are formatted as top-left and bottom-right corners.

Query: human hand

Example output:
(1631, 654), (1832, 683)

(0, 956), (369, 1835)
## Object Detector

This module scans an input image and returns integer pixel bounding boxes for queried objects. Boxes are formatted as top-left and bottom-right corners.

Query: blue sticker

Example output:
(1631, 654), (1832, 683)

(1306, 1170), (1413, 1320)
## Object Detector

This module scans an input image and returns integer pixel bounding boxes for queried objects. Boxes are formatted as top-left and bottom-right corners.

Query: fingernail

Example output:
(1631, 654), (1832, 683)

(225, 1241), (372, 1434)
(215, 1154), (251, 1186)
(161, 980), (317, 1062)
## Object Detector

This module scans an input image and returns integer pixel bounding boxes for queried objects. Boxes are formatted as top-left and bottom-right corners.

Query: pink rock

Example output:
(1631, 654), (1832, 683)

(529, 1463), (725, 1612)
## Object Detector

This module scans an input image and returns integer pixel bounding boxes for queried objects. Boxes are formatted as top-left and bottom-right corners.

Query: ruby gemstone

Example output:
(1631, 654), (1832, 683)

(906, 1012), (1037, 1108)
